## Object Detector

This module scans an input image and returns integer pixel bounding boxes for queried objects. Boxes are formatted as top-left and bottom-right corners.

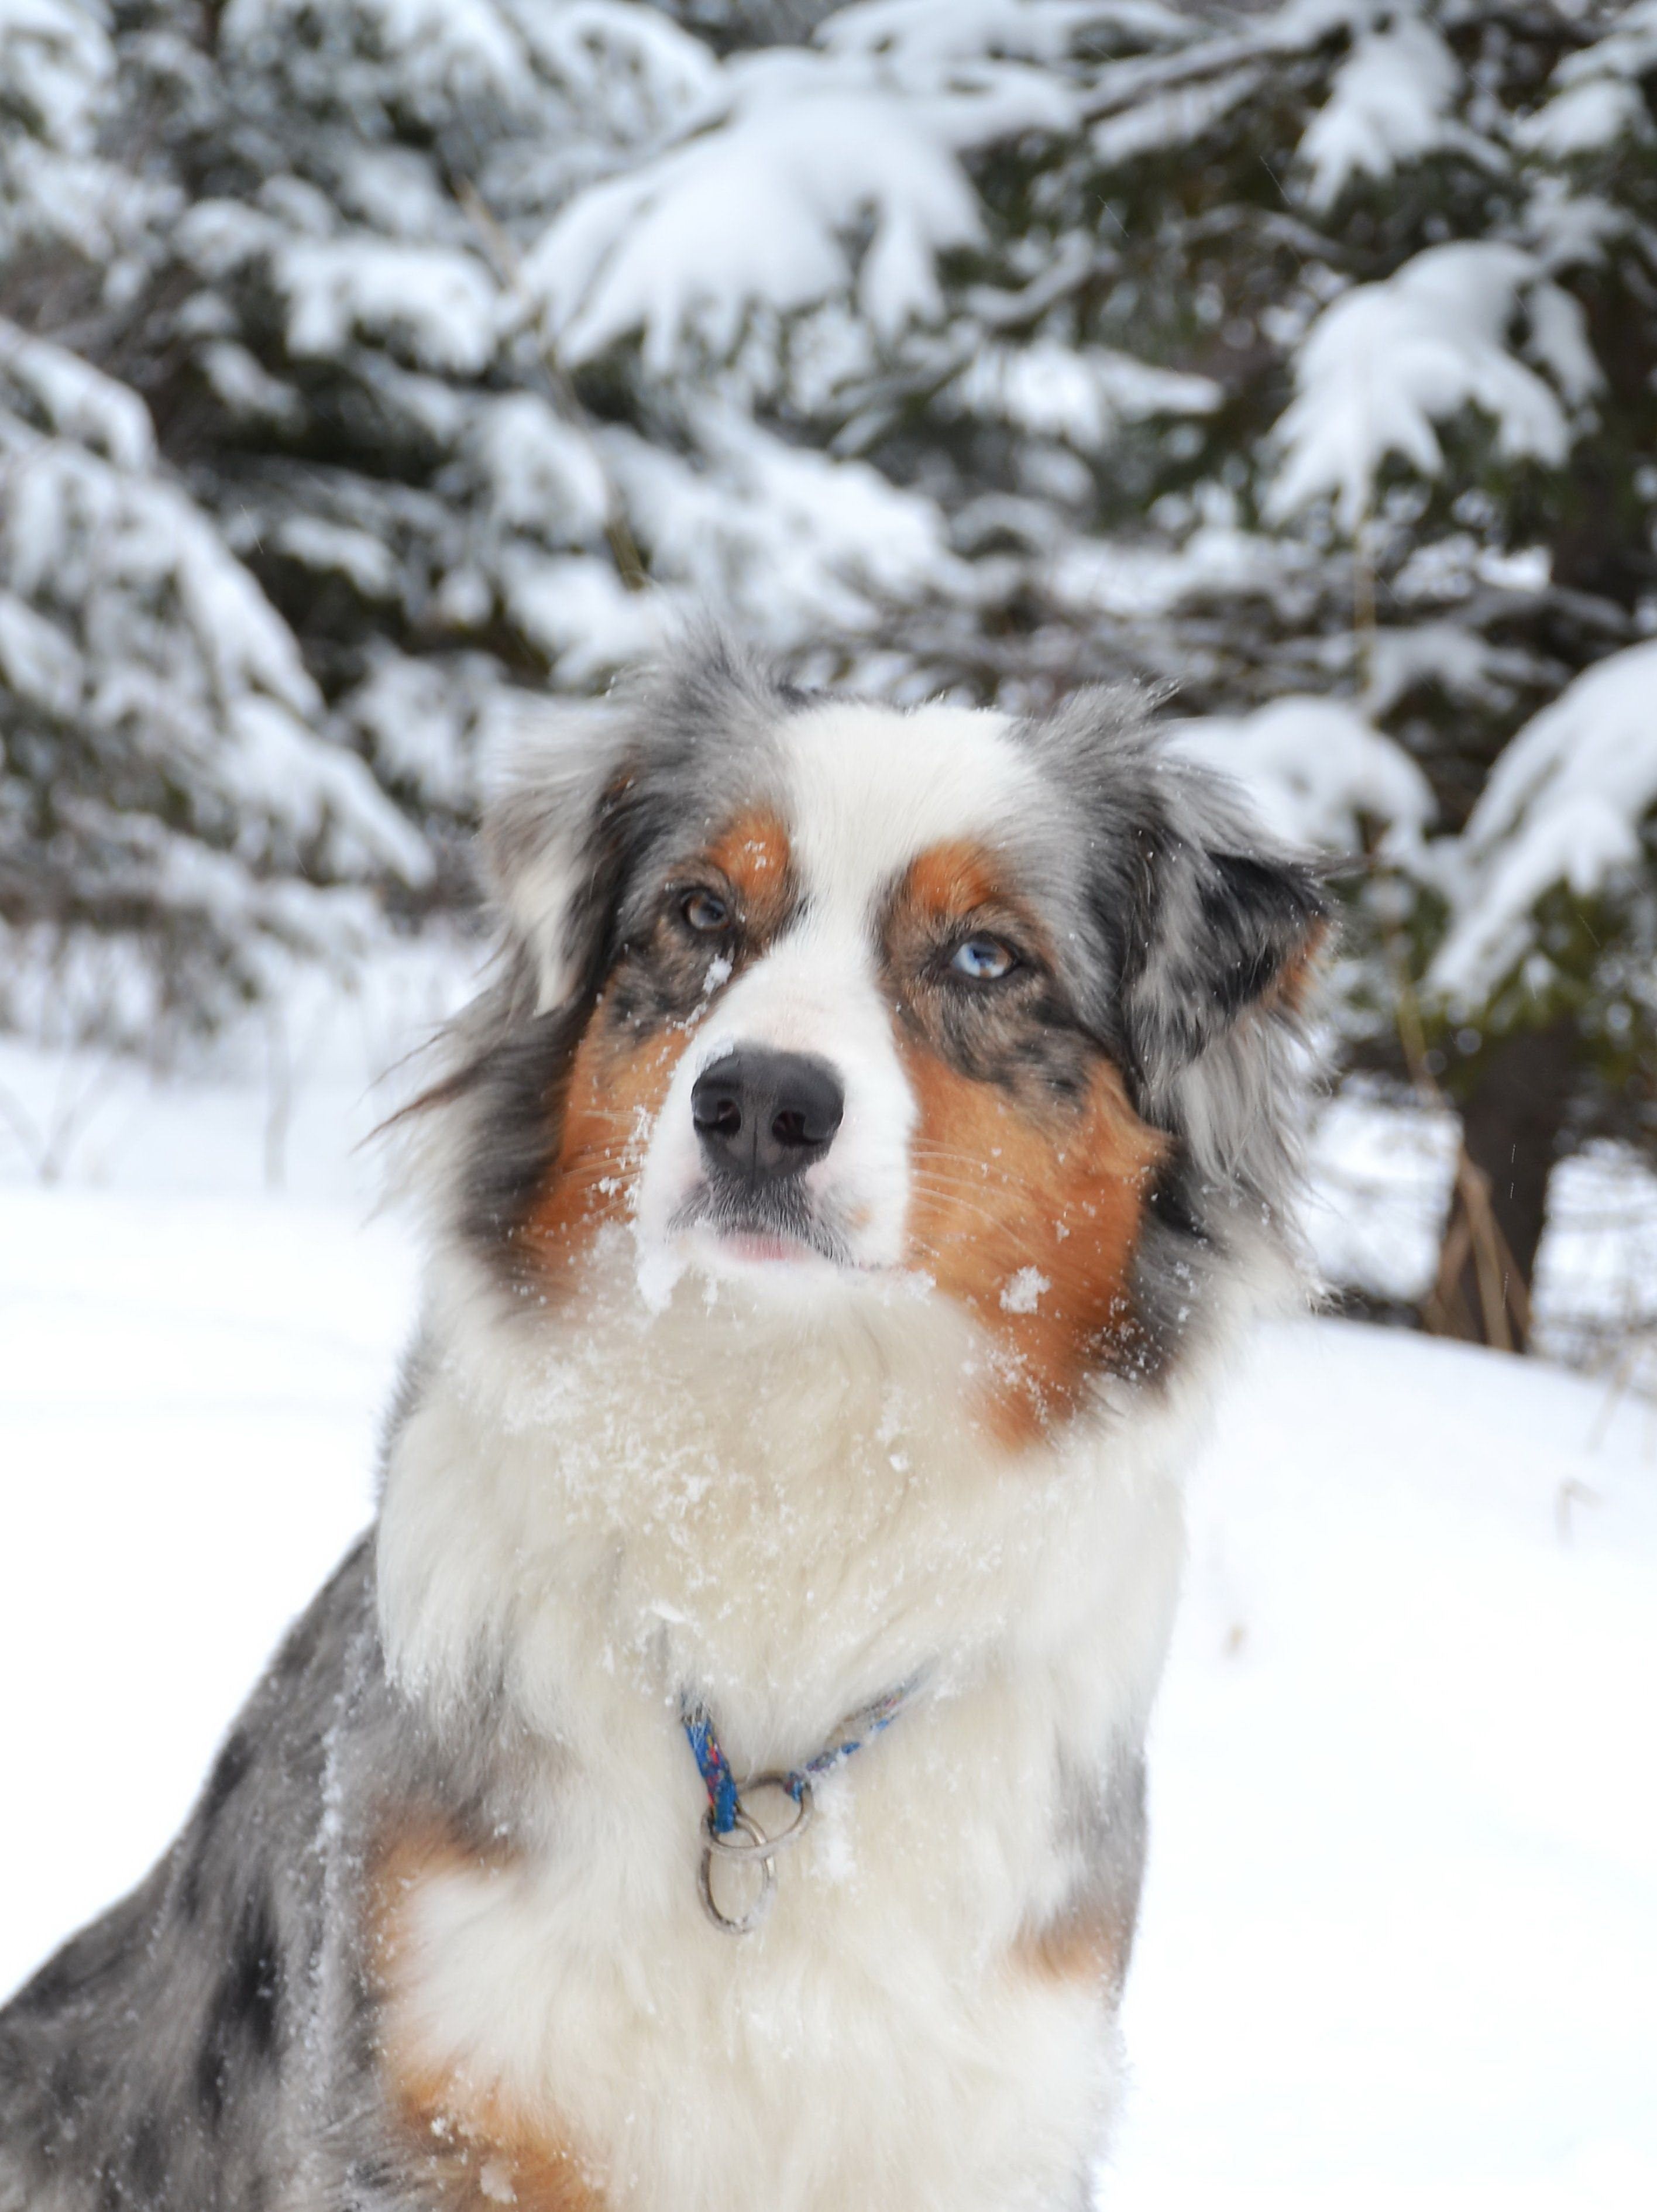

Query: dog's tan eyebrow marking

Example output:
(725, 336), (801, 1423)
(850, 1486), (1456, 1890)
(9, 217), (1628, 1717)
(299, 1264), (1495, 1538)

(701, 805), (794, 935)
(889, 838), (1036, 943)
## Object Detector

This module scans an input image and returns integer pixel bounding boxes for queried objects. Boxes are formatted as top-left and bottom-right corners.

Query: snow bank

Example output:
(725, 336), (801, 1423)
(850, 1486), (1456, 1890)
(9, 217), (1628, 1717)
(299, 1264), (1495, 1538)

(0, 1005), (1652, 2206)
(1109, 1318), (1657, 2211)
(1, 1184), (1651, 2207)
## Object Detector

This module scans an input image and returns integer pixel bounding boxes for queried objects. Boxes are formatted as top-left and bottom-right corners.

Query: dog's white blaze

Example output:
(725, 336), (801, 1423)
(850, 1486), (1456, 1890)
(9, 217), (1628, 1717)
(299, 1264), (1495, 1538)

(631, 912), (916, 1274)
(778, 699), (1036, 914)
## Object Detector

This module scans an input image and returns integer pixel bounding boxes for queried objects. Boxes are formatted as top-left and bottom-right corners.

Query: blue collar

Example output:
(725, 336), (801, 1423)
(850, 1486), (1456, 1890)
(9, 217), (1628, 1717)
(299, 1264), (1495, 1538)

(679, 1675), (927, 1932)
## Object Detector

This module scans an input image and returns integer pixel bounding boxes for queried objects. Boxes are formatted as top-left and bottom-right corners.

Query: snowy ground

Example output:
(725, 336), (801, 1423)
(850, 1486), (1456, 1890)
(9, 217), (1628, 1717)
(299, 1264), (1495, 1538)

(1, 1005), (1653, 2208)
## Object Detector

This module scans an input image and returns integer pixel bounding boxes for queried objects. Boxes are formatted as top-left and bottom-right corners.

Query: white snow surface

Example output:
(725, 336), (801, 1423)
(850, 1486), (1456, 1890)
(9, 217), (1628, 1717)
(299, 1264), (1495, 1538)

(0, 1015), (1653, 2208)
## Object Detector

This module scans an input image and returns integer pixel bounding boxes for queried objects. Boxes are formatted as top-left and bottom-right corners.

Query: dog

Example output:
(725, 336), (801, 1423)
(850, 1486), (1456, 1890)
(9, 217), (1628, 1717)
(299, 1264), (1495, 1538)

(0, 640), (1326, 2211)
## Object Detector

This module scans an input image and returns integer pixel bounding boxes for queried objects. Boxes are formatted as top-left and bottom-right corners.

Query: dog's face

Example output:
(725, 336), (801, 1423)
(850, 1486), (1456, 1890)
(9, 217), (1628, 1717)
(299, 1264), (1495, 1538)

(444, 647), (1325, 1440)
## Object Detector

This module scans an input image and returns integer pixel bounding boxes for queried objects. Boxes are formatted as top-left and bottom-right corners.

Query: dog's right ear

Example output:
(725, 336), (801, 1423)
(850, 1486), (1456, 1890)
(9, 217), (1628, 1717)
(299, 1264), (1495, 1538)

(480, 634), (792, 1013)
(479, 698), (638, 1016)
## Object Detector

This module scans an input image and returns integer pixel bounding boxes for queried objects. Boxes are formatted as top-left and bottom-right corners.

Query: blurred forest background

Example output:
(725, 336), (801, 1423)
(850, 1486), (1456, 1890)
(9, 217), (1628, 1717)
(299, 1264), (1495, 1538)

(3, 0), (1656, 1363)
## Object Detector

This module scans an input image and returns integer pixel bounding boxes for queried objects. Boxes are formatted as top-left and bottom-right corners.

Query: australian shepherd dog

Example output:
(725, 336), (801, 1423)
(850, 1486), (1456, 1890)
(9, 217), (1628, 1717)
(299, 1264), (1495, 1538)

(1, 641), (1325, 2212)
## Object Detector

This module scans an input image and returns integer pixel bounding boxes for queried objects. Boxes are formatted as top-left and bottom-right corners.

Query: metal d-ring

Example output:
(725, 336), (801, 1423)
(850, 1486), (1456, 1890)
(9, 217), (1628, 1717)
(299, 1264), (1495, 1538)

(696, 1778), (816, 1935)
(697, 1806), (776, 1934)
(706, 1774), (815, 1860)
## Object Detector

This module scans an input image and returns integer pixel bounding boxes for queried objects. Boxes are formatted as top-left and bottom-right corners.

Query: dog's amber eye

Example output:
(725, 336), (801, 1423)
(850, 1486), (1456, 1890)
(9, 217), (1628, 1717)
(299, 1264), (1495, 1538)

(681, 889), (731, 935)
(949, 934), (1017, 982)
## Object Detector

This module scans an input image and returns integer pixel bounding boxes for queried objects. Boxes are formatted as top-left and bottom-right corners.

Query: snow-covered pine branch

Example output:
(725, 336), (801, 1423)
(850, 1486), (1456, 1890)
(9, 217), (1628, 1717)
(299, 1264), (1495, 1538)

(1431, 640), (1657, 1034)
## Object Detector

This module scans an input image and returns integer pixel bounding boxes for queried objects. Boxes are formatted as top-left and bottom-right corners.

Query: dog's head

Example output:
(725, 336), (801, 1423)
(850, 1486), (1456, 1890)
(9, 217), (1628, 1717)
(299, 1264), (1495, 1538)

(424, 640), (1326, 1441)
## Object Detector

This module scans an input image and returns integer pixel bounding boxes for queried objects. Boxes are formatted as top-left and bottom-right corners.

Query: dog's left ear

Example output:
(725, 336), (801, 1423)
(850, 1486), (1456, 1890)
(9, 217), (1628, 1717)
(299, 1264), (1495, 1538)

(1022, 686), (1329, 1124)
(1119, 810), (1330, 1109)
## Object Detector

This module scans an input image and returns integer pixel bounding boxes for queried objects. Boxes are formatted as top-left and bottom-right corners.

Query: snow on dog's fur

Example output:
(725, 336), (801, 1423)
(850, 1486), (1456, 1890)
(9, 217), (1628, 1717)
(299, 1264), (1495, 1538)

(0, 641), (1326, 2212)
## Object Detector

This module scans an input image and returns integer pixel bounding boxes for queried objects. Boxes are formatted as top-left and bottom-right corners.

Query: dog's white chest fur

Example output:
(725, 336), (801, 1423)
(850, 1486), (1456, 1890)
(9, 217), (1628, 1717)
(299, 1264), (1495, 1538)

(389, 1756), (1112, 2212)
(373, 1253), (1195, 2212)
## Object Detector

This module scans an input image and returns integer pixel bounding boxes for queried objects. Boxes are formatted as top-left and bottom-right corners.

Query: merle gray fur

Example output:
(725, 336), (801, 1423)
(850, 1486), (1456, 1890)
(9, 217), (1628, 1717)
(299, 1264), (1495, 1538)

(0, 1535), (591, 2210)
(0, 637), (1323, 2208)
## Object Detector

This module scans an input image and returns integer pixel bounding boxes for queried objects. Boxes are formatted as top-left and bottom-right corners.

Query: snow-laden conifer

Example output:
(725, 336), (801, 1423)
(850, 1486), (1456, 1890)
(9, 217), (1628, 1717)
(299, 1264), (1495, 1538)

(2, 0), (1653, 1330)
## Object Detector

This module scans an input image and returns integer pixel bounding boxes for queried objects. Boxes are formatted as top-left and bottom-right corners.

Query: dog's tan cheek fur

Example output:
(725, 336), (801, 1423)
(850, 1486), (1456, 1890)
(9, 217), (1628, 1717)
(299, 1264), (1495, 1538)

(517, 809), (793, 1296)
(521, 990), (686, 1288)
(370, 1829), (610, 2211)
(899, 1041), (1167, 1447)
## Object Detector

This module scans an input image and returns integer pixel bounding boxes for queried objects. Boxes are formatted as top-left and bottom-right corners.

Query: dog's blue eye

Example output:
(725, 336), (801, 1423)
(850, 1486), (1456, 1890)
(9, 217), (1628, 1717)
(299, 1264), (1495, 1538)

(950, 935), (1016, 981)
(682, 890), (730, 933)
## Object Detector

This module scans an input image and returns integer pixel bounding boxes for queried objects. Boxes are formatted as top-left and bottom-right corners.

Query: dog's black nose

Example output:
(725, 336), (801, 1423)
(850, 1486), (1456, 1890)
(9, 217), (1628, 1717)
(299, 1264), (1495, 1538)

(691, 1049), (844, 1183)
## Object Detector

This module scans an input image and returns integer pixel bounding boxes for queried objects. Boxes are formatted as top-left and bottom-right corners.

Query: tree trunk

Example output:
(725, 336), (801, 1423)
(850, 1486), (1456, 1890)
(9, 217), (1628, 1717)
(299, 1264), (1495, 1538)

(1426, 1018), (1579, 1351)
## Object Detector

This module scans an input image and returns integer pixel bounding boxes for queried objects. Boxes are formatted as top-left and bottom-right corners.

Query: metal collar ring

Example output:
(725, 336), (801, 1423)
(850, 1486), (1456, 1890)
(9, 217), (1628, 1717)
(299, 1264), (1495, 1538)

(696, 1778), (816, 1933)
(703, 1775), (815, 1862)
